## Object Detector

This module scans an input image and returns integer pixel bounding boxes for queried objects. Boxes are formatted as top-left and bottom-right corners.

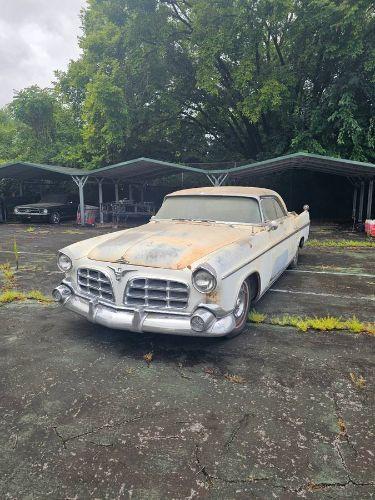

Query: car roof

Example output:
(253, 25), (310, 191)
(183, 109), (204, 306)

(167, 186), (280, 198)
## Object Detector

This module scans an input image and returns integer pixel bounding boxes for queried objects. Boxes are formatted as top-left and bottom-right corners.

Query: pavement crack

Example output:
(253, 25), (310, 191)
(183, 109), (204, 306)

(331, 394), (359, 461)
(53, 409), (168, 449)
(224, 412), (251, 450)
(53, 426), (67, 449)
(194, 443), (271, 486)
(194, 444), (213, 486)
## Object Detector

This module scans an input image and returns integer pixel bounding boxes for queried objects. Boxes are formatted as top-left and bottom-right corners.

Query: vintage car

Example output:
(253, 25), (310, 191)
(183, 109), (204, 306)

(53, 187), (310, 338)
(14, 193), (78, 224)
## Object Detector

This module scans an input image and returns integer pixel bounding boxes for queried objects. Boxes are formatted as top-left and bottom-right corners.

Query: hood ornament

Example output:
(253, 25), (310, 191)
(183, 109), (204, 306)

(108, 266), (134, 281)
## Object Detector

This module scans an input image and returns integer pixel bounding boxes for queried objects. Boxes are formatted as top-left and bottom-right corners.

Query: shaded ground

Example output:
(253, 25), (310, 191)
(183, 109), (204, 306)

(0, 222), (374, 499)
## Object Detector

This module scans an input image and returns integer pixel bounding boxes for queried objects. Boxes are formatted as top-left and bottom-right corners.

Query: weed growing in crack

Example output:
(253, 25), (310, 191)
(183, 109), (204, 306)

(0, 289), (52, 305)
(248, 310), (375, 336)
(248, 309), (266, 323)
(349, 372), (366, 389)
(143, 352), (153, 366)
(337, 418), (347, 437)
(307, 239), (375, 248)
(0, 262), (16, 290)
(13, 237), (19, 270)
(224, 373), (246, 384)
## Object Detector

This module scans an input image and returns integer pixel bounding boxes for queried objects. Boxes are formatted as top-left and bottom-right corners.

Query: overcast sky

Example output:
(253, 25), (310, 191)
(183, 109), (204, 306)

(0, 0), (86, 107)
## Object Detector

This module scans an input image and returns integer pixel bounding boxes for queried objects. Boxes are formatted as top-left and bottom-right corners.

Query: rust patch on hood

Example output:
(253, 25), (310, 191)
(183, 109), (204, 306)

(88, 221), (249, 269)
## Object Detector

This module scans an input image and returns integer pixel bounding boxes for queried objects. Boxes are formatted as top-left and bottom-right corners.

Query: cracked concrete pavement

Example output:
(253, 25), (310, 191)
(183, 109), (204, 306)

(0, 222), (374, 498)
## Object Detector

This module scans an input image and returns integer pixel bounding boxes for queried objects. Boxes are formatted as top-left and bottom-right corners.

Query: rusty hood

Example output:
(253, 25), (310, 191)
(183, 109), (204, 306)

(87, 221), (248, 269)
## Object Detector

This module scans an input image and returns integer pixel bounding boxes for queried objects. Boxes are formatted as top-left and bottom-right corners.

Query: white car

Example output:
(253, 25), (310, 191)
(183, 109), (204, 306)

(53, 187), (310, 338)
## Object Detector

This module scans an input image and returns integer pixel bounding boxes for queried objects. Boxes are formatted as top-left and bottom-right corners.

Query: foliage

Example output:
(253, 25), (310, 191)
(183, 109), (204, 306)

(0, 0), (374, 169)
(248, 309), (266, 323)
(307, 239), (375, 248)
(248, 310), (375, 335)
(0, 289), (52, 305)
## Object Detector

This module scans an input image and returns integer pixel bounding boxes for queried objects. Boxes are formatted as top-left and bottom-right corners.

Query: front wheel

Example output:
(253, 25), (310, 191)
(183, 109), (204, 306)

(49, 212), (61, 224)
(225, 280), (251, 338)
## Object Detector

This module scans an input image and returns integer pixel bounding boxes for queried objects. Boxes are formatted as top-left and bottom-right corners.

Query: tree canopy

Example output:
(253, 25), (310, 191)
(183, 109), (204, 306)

(0, 0), (374, 169)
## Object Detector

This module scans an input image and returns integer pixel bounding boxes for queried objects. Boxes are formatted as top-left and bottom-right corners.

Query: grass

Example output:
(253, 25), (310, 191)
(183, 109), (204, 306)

(248, 310), (375, 335)
(248, 309), (267, 323)
(26, 226), (36, 233)
(13, 237), (19, 270)
(307, 239), (375, 248)
(0, 262), (16, 291)
(62, 229), (85, 235)
(0, 289), (52, 305)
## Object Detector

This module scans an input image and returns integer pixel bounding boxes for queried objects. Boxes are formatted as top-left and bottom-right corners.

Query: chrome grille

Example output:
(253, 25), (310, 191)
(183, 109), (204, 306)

(77, 268), (114, 302)
(124, 278), (189, 309)
(17, 207), (44, 214)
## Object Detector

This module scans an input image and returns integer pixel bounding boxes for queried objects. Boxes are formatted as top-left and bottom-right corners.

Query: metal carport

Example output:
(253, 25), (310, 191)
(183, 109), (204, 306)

(0, 159), (209, 225)
(1, 153), (374, 226)
(208, 153), (375, 224)
(86, 157), (209, 224)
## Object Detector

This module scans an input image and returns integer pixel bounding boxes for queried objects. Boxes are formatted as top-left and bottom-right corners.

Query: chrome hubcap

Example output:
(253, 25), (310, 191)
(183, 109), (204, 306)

(234, 283), (247, 322)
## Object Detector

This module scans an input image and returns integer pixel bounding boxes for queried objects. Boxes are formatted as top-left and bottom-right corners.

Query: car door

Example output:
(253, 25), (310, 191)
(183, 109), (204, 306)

(272, 196), (296, 263)
(260, 196), (290, 280)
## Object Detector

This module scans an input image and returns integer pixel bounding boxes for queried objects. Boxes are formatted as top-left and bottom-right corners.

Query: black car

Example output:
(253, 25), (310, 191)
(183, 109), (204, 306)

(14, 194), (78, 224)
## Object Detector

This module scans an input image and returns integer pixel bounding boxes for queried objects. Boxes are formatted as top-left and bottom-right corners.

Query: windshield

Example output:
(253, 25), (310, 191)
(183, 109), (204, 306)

(155, 195), (262, 224)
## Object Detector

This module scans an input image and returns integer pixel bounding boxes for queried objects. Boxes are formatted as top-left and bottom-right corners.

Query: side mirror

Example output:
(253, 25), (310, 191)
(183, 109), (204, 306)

(267, 220), (278, 231)
(303, 204), (310, 212)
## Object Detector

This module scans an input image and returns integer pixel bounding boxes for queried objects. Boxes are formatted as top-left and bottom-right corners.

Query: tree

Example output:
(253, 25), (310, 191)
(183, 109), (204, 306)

(1, 0), (374, 168)
(0, 86), (82, 166)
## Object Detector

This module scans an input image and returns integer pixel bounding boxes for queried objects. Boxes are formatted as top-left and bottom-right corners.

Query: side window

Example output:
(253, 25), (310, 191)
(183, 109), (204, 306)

(273, 198), (287, 218)
(261, 198), (277, 221)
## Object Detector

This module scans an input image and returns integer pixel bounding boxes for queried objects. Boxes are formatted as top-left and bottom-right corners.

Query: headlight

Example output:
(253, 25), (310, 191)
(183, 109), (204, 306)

(14, 208), (19, 214)
(43, 209), (48, 214)
(192, 268), (217, 293)
(57, 253), (72, 272)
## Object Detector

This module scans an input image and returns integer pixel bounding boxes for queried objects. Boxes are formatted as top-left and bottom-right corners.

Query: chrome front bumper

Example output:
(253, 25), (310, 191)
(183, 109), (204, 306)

(53, 285), (236, 337)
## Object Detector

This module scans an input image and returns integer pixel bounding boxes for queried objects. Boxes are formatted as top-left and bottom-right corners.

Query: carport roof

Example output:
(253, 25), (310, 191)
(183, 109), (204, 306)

(0, 161), (83, 180)
(1, 153), (374, 183)
(0, 158), (206, 182)
(87, 157), (206, 180)
(207, 152), (375, 178)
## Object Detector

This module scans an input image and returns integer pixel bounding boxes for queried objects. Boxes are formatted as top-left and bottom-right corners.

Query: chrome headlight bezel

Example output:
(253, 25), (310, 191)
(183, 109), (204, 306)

(192, 266), (217, 293)
(57, 253), (72, 272)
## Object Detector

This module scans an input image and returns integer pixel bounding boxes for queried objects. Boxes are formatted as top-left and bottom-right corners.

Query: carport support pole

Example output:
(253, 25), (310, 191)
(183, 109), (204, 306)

(352, 186), (358, 225)
(114, 181), (119, 202)
(366, 179), (373, 220)
(358, 181), (365, 223)
(72, 176), (88, 226)
(97, 178), (104, 224)
(129, 184), (133, 201)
